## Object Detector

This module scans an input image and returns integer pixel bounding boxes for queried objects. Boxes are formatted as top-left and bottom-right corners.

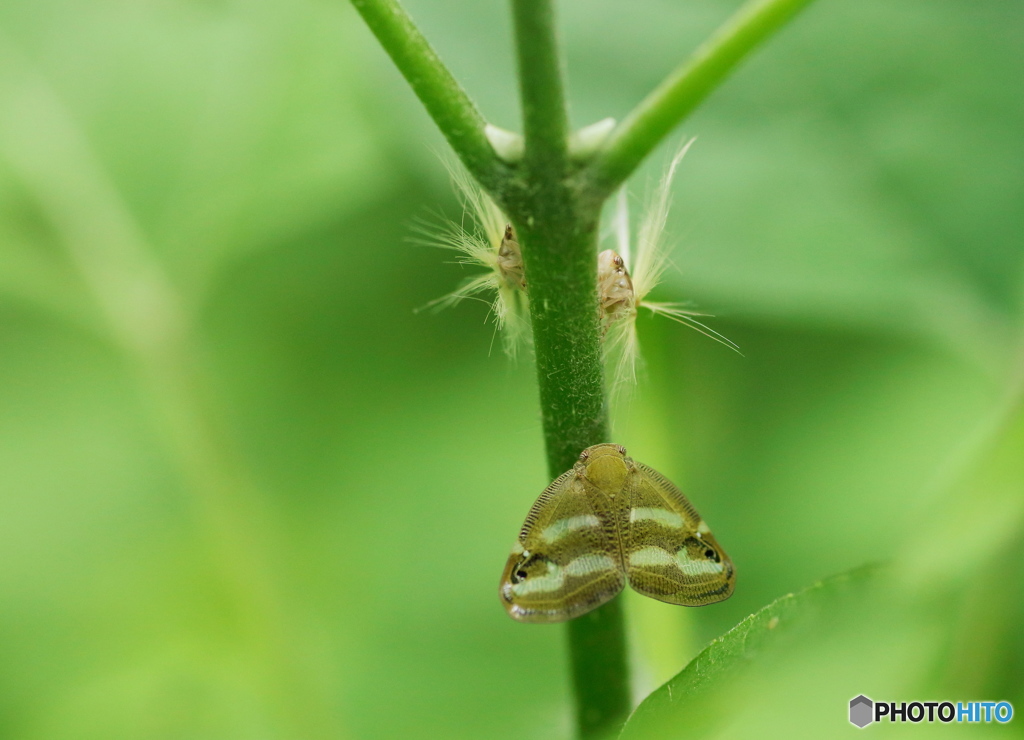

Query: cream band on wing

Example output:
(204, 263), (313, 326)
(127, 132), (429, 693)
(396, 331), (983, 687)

(628, 546), (725, 575)
(540, 514), (602, 544)
(510, 554), (616, 596)
(628, 546), (677, 567)
(629, 507), (684, 528)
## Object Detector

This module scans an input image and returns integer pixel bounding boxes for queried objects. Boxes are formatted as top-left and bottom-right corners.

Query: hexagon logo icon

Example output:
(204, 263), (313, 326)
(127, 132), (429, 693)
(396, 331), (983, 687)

(850, 695), (874, 728)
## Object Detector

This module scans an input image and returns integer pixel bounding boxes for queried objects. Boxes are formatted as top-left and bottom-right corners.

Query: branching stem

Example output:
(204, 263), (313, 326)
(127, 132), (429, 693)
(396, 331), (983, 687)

(351, 0), (819, 736)
(587, 0), (818, 197)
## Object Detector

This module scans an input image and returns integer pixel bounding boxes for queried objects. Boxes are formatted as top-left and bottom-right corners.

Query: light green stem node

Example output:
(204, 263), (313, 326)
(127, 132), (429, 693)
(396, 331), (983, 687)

(570, 118), (617, 162)
(485, 124), (525, 163)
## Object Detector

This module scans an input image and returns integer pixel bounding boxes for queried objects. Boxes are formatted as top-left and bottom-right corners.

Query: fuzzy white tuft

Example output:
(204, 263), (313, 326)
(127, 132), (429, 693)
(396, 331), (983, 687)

(414, 159), (530, 359)
(602, 138), (740, 390)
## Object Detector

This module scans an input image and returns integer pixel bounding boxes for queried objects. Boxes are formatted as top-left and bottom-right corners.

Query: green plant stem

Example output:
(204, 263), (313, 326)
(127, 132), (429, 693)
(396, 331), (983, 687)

(587, 0), (818, 196)
(511, 179), (632, 740)
(349, 0), (502, 190)
(565, 596), (632, 739)
(509, 2), (631, 737)
(511, 0), (569, 177)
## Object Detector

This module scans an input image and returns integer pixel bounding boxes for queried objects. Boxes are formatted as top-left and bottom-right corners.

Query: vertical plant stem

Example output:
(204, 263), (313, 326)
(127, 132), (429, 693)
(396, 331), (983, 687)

(511, 0), (569, 178)
(565, 596), (632, 738)
(510, 1), (631, 736)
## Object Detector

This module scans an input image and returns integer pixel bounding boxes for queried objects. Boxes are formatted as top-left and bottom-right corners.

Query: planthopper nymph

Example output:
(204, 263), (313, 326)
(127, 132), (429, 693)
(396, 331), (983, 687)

(415, 161), (529, 358)
(598, 139), (740, 388)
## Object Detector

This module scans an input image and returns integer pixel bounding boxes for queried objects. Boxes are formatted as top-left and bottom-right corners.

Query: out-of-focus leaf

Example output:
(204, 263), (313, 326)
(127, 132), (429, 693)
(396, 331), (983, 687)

(0, 0), (392, 308)
(902, 370), (1024, 591)
(619, 566), (877, 740)
(899, 368), (1024, 709)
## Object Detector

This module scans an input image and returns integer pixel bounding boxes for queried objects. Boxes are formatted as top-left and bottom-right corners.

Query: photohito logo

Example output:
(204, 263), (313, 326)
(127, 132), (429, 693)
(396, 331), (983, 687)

(849, 695), (1013, 728)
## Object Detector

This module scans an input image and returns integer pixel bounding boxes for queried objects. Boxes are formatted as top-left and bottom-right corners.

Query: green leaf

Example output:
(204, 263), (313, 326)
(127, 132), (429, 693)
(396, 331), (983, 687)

(619, 565), (878, 740)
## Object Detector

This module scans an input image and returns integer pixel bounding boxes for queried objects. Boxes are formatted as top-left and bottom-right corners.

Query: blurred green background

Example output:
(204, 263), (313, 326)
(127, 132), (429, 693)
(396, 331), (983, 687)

(0, 0), (1021, 738)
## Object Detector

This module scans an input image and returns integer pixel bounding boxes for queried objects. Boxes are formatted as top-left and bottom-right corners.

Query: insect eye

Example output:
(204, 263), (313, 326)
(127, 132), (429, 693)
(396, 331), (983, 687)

(514, 570), (528, 582)
(704, 548), (718, 561)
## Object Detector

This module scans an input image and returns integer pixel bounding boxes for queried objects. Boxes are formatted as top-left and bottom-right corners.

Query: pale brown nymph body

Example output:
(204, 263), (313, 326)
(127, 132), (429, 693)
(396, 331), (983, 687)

(496, 224), (526, 291)
(597, 249), (636, 333)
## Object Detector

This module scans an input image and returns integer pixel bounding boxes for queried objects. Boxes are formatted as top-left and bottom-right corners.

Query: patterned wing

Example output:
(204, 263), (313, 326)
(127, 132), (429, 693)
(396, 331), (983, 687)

(500, 468), (625, 623)
(623, 462), (734, 606)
